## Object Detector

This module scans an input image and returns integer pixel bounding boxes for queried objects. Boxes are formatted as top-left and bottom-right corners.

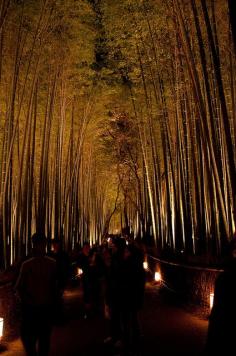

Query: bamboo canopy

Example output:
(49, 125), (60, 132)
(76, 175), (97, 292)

(0, 0), (235, 269)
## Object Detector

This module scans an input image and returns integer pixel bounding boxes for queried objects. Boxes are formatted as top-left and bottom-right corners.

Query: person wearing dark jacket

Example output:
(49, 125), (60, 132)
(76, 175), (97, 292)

(47, 238), (71, 324)
(15, 233), (58, 356)
(104, 237), (145, 354)
(205, 237), (236, 355)
(119, 243), (145, 353)
(77, 242), (101, 318)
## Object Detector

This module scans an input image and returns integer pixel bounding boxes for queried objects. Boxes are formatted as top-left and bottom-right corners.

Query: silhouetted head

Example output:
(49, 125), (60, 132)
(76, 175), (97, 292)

(31, 233), (47, 256)
(111, 237), (126, 254)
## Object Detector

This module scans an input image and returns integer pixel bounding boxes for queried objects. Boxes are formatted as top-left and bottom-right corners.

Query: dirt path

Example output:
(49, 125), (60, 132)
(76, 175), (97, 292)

(1, 284), (208, 356)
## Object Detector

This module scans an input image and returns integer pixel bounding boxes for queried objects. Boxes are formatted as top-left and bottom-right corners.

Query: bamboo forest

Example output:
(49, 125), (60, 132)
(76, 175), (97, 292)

(0, 0), (236, 269)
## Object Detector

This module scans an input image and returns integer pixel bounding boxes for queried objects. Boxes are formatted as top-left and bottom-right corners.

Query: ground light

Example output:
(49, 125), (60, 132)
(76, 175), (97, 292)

(154, 271), (162, 283)
(210, 292), (214, 310)
(0, 318), (3, 340)
(0, 317), (7, 353)
(77, 268), (83, 277)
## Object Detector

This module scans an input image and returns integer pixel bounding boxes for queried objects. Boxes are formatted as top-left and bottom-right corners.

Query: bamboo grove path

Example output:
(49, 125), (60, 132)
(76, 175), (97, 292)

(1, 282), (208, 356)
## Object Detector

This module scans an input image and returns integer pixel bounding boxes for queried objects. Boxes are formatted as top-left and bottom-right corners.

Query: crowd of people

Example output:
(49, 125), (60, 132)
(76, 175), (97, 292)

(15, 230), (236, 356)
(14, 232), (147, 356)
(76, 236), (146, 353)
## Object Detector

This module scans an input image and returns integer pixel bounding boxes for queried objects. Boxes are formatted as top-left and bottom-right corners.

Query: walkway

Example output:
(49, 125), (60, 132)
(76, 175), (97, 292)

(1, 283), (208, 356)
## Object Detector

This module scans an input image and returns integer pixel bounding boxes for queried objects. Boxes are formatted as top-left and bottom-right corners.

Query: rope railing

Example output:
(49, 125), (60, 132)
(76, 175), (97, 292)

(148, 254), (224, 273)
(147, 254), (222, 313)
(0, 278), (14, 289)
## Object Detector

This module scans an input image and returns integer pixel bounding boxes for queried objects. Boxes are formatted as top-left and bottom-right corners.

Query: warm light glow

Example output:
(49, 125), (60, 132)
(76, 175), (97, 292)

(77, 268), (83, 276)
(143, 261), (148, 270)
(0, 318), (3, 339)
(154, 271), (162, 282)
(210, 293), (214, 310)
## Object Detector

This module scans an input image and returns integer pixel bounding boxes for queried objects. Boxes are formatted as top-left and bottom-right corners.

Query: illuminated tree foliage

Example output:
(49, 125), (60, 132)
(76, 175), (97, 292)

(0, 0), (235, 268)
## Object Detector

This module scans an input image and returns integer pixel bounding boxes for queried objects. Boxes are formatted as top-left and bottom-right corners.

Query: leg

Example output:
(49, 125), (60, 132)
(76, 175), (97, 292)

(21, 309), (37, 356)
(38, 326), (52, 356)
(38, 308), (52, 356)
(120, 309), (130, 352)
(130, 309), (141, 354)
(37, 313), (52, 356)
(110, 304), (122, 342)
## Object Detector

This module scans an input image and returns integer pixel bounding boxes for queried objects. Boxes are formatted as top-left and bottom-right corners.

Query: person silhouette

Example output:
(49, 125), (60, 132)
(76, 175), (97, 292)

(205, 237), (236, 355)
(47, 238), (71, 324)
(15, 233), (58, 356)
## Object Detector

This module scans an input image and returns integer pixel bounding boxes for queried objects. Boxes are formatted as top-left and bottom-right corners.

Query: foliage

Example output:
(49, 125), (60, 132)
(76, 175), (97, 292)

(0, 0), (235, 268)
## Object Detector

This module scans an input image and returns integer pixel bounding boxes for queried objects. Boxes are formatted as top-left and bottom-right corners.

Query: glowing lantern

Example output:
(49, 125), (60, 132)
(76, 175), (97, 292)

(0, 318), (3, 340)
(210, 293), (214, 310)
(77, 268), (83, 277)
(154, 271), (162, 282)
(143, 261), (148, 270)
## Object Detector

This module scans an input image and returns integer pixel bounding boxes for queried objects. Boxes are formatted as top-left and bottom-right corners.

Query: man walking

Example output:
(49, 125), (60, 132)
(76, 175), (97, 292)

(15, 233), (58, 356)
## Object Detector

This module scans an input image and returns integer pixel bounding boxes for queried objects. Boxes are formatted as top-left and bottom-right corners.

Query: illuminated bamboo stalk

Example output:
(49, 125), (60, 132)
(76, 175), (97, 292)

(63, 100), (75, 249)
(1, 10), (24, 267)
(19, 83), (37, 257)
(37, 72), (57, 234)
(137, 4), (165, 231)
(173, 0), (229, 242)
(14, 54), (41, 260)
(126, 6), (155, 240)
(61, 91), (94, 229)
(0, 1), (53, 267)
(136, 8), (181, 248)
(132, 47), (159, 240)
(0, 0), (10, 31)
(200, 1), (235, 205)
(191, 0), (233, 250)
